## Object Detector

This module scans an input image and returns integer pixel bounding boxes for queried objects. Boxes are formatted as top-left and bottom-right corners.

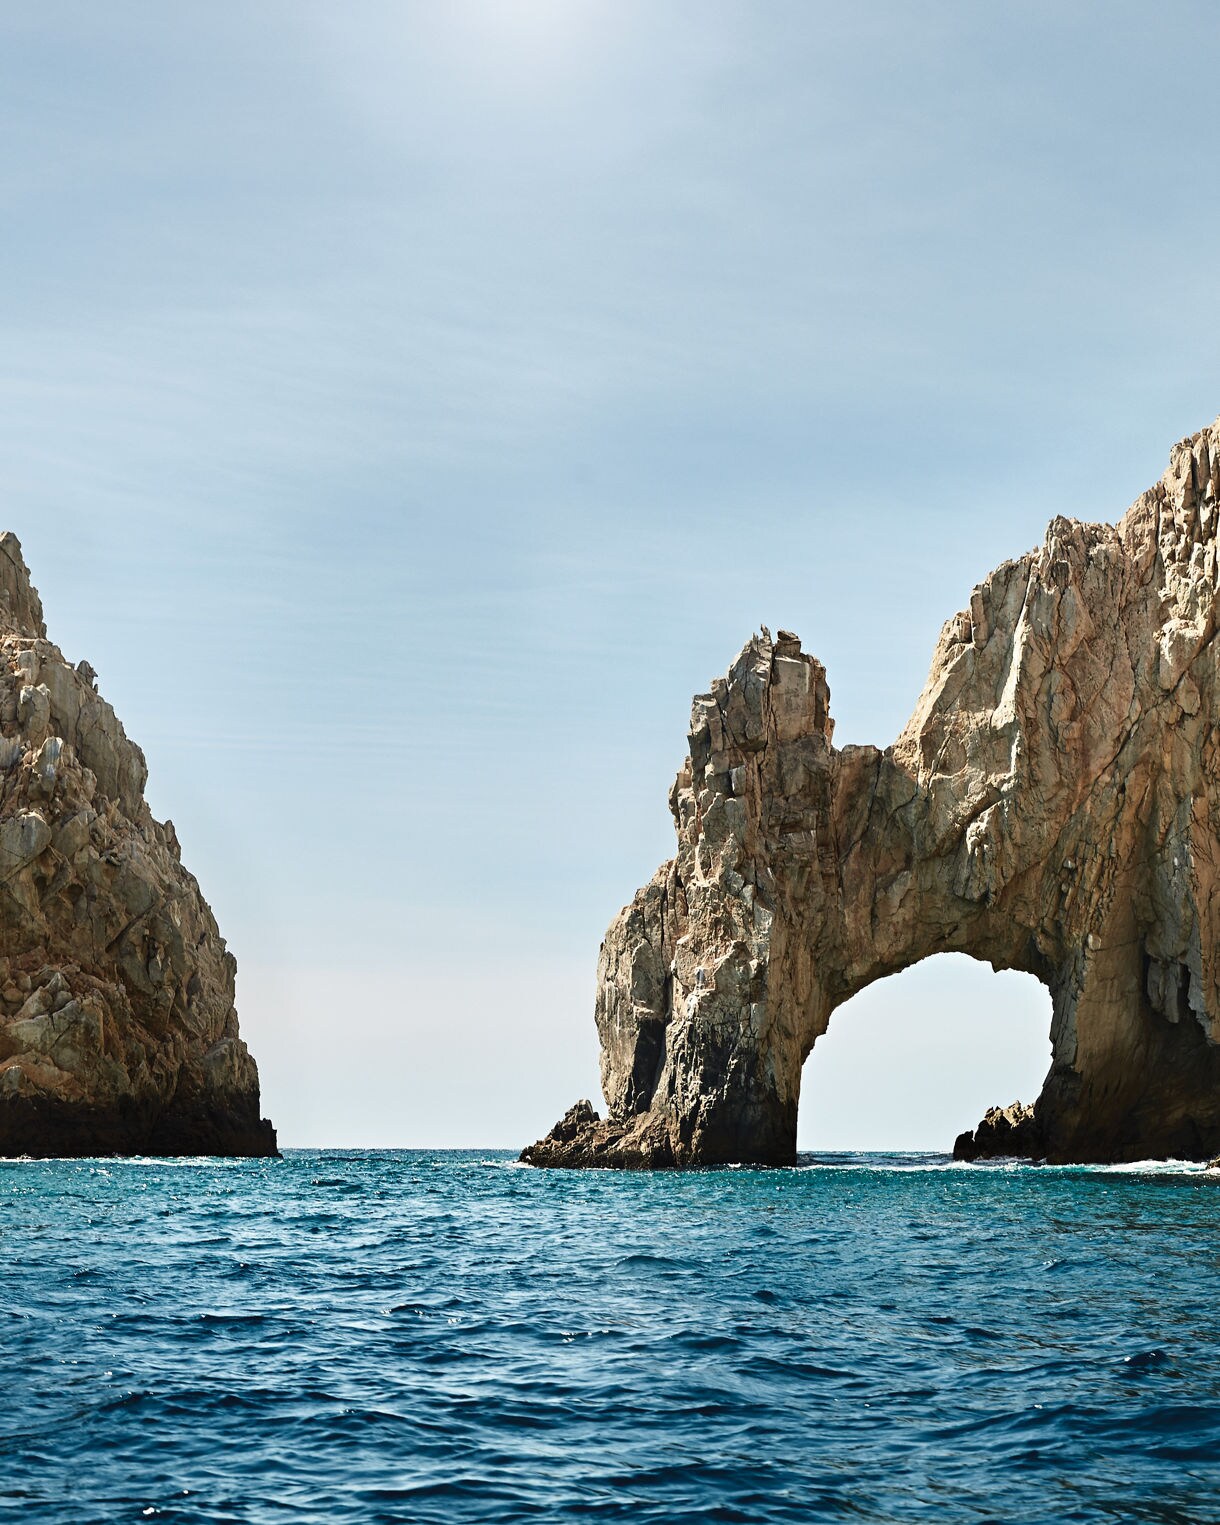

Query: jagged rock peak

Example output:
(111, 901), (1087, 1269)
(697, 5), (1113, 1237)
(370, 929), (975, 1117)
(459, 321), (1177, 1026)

(0, 534), (276, 1156)
(525, 414), (1220, 1168)
(0, 535), (46, 641)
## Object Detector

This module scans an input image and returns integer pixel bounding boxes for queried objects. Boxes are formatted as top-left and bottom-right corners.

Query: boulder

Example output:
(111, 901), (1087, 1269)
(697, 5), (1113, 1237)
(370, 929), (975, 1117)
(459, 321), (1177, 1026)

(953, 1102), (1042, 1162)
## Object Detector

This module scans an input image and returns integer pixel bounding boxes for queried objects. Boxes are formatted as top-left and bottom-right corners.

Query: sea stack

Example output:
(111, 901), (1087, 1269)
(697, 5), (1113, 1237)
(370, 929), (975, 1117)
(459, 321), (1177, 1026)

(0, 534), (276, 1156)
(525, 417), (1220, 1168)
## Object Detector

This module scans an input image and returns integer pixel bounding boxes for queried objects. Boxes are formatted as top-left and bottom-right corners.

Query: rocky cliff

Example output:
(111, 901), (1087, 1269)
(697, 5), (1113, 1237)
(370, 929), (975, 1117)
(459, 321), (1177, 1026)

(524, 417), (1220, 1167)
(0, 535), (276, 1156)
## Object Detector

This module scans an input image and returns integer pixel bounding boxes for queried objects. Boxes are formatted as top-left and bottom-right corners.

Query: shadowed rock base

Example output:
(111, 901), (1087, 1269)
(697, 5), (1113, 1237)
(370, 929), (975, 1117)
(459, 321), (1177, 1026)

(0, 1094), (278, 1158)
(525, 418), (1220, 1169)
(519, 1099), (795, 1169)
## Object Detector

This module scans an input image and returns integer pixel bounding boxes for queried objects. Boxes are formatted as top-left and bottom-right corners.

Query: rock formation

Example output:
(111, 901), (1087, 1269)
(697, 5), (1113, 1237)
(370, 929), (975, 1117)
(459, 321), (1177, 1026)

(524, 418), (1220, 1167)
(0, 535), (276, 1156)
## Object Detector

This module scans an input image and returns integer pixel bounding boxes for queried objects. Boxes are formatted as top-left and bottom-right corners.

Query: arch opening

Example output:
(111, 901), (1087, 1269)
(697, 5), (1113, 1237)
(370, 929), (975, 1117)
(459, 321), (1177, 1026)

(796, 954), (1053, 1154)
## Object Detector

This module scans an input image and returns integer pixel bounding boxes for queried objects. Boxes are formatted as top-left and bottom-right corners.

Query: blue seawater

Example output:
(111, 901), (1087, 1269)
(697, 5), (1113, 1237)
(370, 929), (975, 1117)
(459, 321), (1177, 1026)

(3, 1151), (1220, 1523)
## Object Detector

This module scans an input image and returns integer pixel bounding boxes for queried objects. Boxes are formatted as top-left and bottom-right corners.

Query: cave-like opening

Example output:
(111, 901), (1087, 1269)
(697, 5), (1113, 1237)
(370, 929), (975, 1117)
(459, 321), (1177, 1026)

(796, 954), (1052, 1154)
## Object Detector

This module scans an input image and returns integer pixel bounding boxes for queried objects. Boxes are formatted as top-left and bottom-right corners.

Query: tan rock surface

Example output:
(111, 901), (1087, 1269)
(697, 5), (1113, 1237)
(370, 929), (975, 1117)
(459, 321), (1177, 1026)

(0, 534), (276, 1156)
(524, 418), (1220, 1167)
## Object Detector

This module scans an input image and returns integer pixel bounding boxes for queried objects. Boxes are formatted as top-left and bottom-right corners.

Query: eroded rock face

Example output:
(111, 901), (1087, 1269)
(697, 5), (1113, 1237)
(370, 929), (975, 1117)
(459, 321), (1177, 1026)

(0, 534), (276, 1156)
(526, 418), (1220, 1167)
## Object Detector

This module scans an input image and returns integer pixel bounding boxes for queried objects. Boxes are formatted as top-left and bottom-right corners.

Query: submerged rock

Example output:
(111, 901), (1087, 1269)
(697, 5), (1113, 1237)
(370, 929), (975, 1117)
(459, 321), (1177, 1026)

(526, 417), (1220, 1168)
(0, 535), (276, 1156)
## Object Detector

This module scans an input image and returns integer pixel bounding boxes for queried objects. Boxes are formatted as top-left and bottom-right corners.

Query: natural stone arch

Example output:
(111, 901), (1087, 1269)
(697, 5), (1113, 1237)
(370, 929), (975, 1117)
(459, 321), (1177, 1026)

(795, 954), (1052, 1152)
(525, 418), (1220, 1166)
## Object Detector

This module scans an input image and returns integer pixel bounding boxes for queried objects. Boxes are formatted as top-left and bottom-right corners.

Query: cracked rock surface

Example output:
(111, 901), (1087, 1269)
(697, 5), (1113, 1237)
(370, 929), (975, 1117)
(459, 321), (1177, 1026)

(0, 534), (276, 1156)
(524, 418), (1220, 1167)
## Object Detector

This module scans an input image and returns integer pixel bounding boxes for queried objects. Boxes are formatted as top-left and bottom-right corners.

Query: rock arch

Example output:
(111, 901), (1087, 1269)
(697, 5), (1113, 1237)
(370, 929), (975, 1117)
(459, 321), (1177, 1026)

(524, 419), (1220, 1166)
(796, 955), (1051, 1152)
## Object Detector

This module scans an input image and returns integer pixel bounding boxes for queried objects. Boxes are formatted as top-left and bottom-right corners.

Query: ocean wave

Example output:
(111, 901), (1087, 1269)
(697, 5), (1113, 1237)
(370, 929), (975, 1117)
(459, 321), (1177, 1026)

(2, 1149), (1218, 1522)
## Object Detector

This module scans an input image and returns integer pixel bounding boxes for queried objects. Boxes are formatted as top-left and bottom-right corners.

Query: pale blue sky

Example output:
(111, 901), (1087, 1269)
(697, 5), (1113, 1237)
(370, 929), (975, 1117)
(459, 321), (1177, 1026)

(3, 2), (1217, 1147)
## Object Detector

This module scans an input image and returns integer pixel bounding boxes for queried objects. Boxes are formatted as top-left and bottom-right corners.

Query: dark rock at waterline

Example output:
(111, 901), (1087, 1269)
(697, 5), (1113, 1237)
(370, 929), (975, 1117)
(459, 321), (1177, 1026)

(0, 1092), (278, 1158)
(519, 1101), (678, 1169)
(953, 1102), (1042, 1162)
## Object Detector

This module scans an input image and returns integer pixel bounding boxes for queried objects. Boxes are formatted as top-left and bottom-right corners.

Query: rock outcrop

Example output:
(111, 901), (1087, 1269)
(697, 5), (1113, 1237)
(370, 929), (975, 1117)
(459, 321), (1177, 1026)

(525, 418), (1220, 1167)
(0, 535), (276, 1156)
(952, 1102), (1041, 1162)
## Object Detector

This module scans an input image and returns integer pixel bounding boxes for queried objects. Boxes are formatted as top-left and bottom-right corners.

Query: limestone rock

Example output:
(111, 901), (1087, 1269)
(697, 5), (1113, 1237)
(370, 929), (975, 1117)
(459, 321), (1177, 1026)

(0, 534), (276, 1156)
(525, 417), (1220, 1167)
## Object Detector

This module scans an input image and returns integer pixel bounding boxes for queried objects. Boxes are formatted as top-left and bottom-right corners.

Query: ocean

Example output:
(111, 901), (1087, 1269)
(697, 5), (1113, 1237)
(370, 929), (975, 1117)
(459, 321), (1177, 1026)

(3, 1149), (1219, 1523)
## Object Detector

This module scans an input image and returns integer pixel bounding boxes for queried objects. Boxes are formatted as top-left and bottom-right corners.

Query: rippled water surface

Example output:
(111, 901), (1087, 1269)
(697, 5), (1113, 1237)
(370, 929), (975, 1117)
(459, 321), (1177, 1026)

(4, 1150), (1220, 1522)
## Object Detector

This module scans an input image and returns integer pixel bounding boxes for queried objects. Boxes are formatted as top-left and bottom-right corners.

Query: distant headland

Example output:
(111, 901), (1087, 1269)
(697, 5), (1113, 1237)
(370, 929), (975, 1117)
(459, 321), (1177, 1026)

(526, 418), (1220, 1168)
(0, 534), (275, 1156)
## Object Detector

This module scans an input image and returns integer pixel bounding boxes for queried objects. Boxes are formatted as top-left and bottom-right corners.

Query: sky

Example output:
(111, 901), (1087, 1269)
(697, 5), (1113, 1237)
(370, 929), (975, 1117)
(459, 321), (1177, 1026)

(2, 2), (1219, 1149)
